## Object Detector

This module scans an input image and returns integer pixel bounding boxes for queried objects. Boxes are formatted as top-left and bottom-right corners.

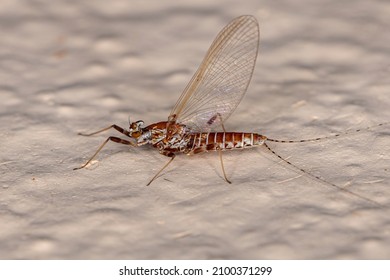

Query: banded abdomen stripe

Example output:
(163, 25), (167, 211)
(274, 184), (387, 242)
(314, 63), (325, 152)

(190, 132), (266, 151)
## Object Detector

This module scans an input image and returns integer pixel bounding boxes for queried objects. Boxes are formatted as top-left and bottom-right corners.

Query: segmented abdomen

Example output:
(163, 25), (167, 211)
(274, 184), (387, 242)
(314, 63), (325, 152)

(188, 132), (266, 153)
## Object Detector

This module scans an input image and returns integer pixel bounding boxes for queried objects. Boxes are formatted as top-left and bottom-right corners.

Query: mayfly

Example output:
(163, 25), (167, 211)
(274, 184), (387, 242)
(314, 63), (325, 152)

(74, 15), (385, 205)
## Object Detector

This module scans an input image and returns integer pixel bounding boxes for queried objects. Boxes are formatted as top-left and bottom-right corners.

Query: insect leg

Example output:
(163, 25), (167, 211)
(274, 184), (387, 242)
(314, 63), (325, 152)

(146, 152), (176, 186)
(74, 136), (135, 170)
(78, 124), (131, 137)
(200, 142), (231, 184)
(206, 118), (230, 183)
(218, 148), (231, 184)
(207, 113), (227, 132)
(209, 113), (230, 183)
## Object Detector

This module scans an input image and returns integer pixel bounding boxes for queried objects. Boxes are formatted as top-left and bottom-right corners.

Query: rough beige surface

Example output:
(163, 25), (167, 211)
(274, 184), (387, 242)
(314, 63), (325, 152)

(1, 0), (390, 259)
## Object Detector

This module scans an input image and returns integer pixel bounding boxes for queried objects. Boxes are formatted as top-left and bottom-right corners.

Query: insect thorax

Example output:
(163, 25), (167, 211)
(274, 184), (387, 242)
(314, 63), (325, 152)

(142, 122), (191, 153)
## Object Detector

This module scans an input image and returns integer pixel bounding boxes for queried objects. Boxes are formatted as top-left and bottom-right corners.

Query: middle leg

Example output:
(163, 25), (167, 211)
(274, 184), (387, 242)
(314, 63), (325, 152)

(146, 151), (176, 186)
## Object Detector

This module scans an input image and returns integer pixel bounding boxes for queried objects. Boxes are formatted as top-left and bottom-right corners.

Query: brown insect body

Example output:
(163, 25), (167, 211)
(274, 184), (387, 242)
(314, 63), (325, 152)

(75, 15), (268, 185)
(138, 121), (267, 155)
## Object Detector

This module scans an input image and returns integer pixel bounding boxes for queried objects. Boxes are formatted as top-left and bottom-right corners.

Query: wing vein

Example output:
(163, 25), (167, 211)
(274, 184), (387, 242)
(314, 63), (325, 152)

(170, 15), (260, 132)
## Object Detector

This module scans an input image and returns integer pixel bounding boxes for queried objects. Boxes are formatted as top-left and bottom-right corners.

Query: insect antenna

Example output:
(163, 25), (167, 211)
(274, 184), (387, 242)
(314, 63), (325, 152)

(266, 121), (389, 144)
(263, 142), (383, 208)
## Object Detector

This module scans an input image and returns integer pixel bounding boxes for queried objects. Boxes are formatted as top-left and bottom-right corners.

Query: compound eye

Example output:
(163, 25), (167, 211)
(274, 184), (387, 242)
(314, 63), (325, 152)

(130, 122), (137, 130)
(137, 121), (144, 129)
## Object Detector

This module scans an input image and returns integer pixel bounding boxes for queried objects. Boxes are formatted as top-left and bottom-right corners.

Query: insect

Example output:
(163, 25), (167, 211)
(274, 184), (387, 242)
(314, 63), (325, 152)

(75, 15), (261, 185)
(74, 15), (386, 205)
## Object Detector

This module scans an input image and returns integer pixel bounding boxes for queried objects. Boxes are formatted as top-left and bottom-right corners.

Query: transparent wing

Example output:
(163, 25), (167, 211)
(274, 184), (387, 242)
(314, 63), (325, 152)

(170, 15), (259, 132)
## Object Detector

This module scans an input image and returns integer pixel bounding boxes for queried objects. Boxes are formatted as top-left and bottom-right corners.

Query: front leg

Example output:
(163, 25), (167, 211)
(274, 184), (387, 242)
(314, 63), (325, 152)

(74, 136), (136, 170)
(78, 124), (131, 137)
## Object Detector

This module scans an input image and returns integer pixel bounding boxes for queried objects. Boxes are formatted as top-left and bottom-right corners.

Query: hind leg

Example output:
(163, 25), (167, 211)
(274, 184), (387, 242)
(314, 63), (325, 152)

(192, 144), (231, 184)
